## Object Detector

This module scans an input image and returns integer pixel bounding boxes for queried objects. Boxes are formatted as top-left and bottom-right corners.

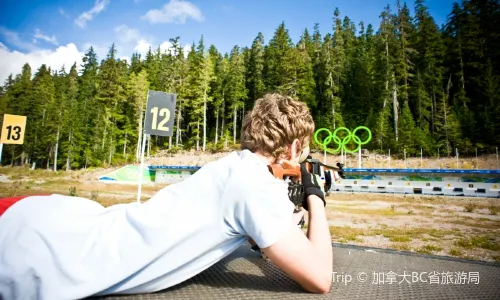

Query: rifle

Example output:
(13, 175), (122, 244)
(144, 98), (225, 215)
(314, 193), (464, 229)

(267, 157), (346, 206)
(249, 157), (346, 254)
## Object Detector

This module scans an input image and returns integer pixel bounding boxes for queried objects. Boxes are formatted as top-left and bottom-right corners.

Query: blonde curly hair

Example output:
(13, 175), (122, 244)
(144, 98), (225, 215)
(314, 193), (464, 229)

(240, 94), (315, 160)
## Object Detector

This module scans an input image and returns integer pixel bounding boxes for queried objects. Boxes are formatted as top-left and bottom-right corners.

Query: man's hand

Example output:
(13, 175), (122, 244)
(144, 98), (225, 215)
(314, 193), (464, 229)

(300, 163), (325, 210)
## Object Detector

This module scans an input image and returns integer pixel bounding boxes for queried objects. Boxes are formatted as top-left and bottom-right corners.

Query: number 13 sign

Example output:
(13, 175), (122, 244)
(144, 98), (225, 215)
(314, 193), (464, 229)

(144, 91), (176, 137)
(1, 114), (27, 144)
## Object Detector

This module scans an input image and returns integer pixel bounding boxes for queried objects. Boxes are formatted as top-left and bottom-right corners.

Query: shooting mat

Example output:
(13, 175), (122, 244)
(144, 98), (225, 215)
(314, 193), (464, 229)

(93, 243), (500, 300)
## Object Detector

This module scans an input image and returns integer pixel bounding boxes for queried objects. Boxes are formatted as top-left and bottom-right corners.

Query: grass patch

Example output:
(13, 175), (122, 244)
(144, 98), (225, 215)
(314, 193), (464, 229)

(329, 226), (458, 244)
(493, 255), (500, 263)
(329, 206), (405, 216)
(416, 244), (443, 254)
(449, 248), (464, 257)
(446, 219), (500, 229)
(454, 236), (500, 251)
(329, 226), (365, 241)
(389, 236), (411, 242)
(463, 202), (477, 213)
(90, 190), (99, 201)
(390, 243), (411, 251)
(488, 205), (500, 216)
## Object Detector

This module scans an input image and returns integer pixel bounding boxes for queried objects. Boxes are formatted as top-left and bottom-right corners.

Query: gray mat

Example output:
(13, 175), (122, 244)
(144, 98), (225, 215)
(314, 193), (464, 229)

(96, 243), (500, 300)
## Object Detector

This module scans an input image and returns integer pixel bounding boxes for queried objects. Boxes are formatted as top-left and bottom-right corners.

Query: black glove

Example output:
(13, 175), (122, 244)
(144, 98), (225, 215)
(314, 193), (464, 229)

(300, 162), (326, 210)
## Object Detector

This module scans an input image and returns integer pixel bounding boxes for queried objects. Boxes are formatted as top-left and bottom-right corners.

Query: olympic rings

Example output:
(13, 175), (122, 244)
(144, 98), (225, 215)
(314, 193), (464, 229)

(314, 126), (372, 154)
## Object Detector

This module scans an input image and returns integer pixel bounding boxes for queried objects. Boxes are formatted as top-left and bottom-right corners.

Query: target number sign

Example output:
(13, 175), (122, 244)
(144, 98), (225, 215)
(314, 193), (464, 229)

(144, 91), (176, 137)
(1, 114), (27, 144)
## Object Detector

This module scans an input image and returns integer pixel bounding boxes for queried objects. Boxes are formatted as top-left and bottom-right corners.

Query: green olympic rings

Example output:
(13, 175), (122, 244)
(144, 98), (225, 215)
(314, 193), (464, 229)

(314, 126), (372, 154)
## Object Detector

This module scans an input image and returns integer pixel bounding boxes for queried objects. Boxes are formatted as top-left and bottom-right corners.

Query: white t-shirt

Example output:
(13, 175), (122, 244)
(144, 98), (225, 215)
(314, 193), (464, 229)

(0, 150), (295, 300)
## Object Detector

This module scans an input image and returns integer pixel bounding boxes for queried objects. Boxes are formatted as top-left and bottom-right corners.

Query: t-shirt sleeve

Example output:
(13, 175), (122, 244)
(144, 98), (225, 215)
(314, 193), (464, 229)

(233, 178), (296, 249)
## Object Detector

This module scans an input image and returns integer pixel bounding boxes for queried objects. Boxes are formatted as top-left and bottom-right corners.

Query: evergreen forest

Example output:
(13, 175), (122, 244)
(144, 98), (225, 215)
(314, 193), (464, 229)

(0, 0), (499, 170)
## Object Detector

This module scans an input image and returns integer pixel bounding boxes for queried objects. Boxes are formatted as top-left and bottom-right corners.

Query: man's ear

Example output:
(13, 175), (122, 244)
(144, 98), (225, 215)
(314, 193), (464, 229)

(289, 139), (301, 161)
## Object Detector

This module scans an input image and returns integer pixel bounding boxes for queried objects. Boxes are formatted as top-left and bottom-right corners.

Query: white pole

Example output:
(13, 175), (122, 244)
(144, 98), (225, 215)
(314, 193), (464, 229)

(438, 148), (440, 169)
(137, 132), (148, 204)
(475, 148), (478, 170)
(323, 148), (326, 165)
(404, 149), (407, 169)
(341, 147), (343, 166)
(496, 147), (499, 170)
(455, 148), (459, 169)
(0, 143), (3, 165)
(358, 146), (361, 168)
(388, 149), (391, 169)
(420, 148), (423, 169)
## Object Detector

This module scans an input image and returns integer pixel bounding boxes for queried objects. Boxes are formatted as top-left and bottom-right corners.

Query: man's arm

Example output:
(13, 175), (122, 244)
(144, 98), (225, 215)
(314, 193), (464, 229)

(260, 195), (332, 294)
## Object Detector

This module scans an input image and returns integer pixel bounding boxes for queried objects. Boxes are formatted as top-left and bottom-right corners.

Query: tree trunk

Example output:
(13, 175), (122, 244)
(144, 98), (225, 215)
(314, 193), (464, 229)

(331, 102), (335, 130)
(392, 73), (399, 142)
(46, 146), (51, 170)
(136, 108), (143, 162)
(123, 131), (128, 157)
(176, 99), (182, 147)
(431, 94), (436, 134)
(54, 126), (60, 172)
(196, 121), (200, 151)
(66, 128), (72, 171)
(233, 105), (237, 145)
(221, 93), (225, 141)
(102, 121), (107, 151)
(203, 87), (207, 152)
(108, 136), (113, 165)
(215, 108), (219, 144)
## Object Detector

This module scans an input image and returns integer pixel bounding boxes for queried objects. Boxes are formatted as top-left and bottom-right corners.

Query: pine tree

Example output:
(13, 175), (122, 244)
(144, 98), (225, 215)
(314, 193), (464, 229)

(128, 70), (149, 162)
(201, 51), (215, 151)
(227, 46), (247, 144)
(247, 33), (265, 106)
(78, 47), (99, 168)
(399, 100), (416, 154)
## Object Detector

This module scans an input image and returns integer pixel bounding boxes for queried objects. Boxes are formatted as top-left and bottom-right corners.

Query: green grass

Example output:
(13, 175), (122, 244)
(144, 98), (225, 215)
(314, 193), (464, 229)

(389, 236), (411, 242)
(446, 219), (500, 230)
(416, 244), (443, 254)
(449, 248), (464, 257)
(463, 202), (477, 213)
(328, 206), (406, 216)
(329, 226), (458, 244)
(454, 236), (500, 251)
(488, 206), (500, 215)
(390, 243), (411, 251)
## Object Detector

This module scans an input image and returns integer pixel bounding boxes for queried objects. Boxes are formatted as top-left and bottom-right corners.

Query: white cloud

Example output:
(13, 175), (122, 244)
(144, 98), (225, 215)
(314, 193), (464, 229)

(82, 42), (109, 61)
(0, 26), (36, 51)
(142, 0), (204, 24)
(0, 43), (84, 83)
(0, 42), (7, 51)
(133, 39), (152, 56)
(114, 25), (142, 44)
(33, 29), (58, 46)
(58, 8), (70, 19)
(183, 44), (192, 56)
(75, 0), (111, 28)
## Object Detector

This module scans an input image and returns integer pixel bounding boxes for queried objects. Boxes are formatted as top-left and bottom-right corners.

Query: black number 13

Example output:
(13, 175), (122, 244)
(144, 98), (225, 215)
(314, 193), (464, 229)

(6, 125), (21, 141)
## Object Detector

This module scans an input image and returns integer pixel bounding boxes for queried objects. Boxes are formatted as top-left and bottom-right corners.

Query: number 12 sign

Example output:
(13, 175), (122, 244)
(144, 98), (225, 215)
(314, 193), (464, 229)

(144, 91), (176, 137)
(1, 114), (27, 144)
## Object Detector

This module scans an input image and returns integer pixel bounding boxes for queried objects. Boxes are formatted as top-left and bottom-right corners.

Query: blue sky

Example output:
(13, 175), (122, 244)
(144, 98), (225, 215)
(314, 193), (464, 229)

(0, 0), (456, 82)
